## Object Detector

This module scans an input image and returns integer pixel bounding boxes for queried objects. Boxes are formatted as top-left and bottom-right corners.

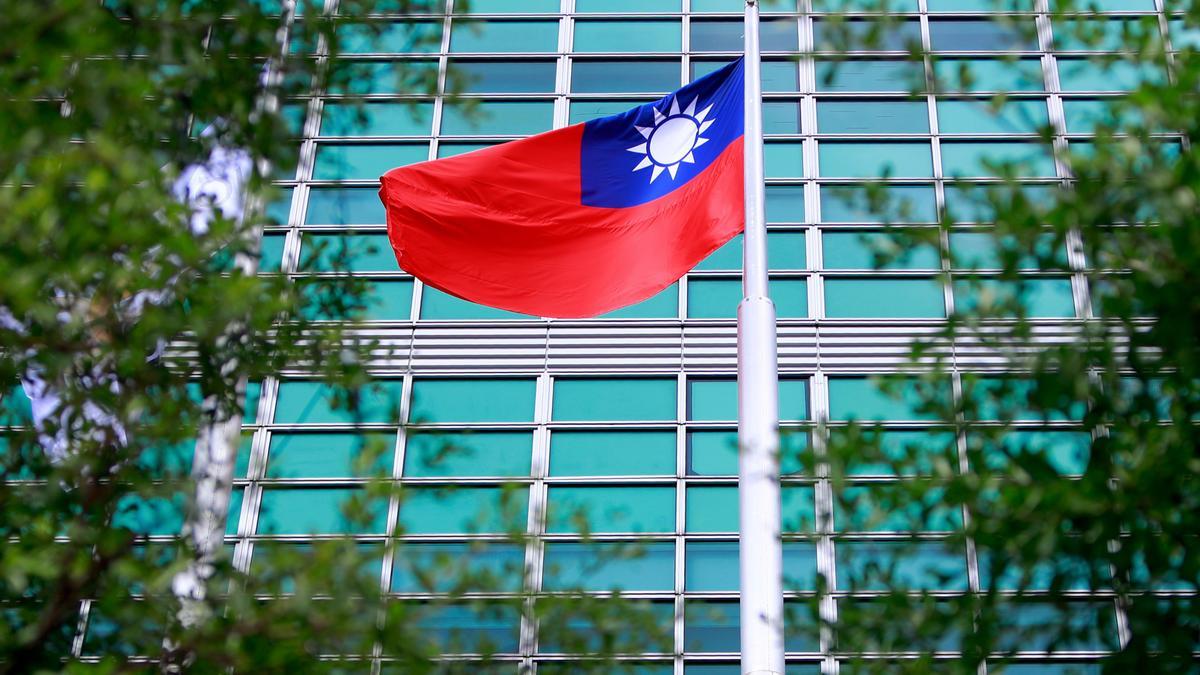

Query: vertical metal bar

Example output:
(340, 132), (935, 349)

(739, 3), (784, 675)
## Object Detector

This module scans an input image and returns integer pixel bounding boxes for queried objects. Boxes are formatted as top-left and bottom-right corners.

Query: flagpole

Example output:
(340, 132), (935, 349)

(739, 2), (785, 674)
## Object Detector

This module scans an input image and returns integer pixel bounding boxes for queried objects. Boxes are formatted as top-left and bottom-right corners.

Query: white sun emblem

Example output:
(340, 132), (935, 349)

(627, 96), (716, 184)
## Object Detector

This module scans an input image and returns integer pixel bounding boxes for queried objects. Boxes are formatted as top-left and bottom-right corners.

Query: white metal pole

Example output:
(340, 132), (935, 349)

(738, 2), (785, 675)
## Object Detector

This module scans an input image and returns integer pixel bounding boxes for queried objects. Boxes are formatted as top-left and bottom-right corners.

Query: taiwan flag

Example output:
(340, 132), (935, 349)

(379, 58), (745, 318)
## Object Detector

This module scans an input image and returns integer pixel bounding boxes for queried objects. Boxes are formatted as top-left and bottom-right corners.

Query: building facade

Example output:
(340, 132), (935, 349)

(77, 0), (1196, 671)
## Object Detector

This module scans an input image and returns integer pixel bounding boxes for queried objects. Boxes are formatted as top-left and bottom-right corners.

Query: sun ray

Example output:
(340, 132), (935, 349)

(650, 165), (666, 182)
(698, 119), (715, 135)
(633, 156), (653, 171)
(635, 125), (653, 139)
(669, 97), (681, 116)
(627, 142), (648, 154)
(683, 97), (697, 117)
(652, 107), (666, 125)
(668, 164), (679, 178)
(694, 103), (715, 123)
(694, 137), (710, 148)
(681, 151), (695, 164)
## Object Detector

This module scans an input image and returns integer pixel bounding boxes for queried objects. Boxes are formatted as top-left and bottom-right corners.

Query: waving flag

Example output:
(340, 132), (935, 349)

(379, 59), (745, 318)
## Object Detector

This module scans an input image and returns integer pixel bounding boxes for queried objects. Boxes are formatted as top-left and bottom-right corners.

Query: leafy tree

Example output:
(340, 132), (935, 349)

(809, 1), (1200, 672)
(0, 1), (667, 672)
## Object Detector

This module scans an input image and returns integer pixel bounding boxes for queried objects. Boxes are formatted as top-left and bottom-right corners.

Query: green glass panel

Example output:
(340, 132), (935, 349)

(274, 380), (403, 424)
(569, 99), (646, 124)
(966, 377), (1086, 421)
(941, 141), (1057, 178)
(838, 485), (962, 531)
(573, 20), (682, 53)
(822, 230), (941, 270)
(813, 19), (922, 52)
(451, 20), (559, 53)
(691, 18), (797, 52)
(244, 382), (261, 424)
(928, 0), (1035, 10)
(321, 101), (434, 136)
(454, 60), (558, 93)
(441, 100), (554, 136)
(1061, 99), (1121, 134)
(552, 377), (676, 421)
(405, 603), (522, 654)
(953, 277), (1076, 317)
(576, 0), (680, 11)
(764, 141), (804, 178)
(685, 600), (740, 652)
(421, 287), (532, 320)
(266, 432), (394, 478)
(265, 188), (292, 224)
(769, 231), (807, 269)
(929, 19), (1039, 52)
(688, 278), (807, 318)
(460, 0), (561, 12)
(573, 60), (681, 93)
(312, 143), (426, 180)
(337, 21), (442, 54)
(836, 541), (968, 590)
(543, 542), (675, 591)
(227, 488), (243, 535)
(995, 602), (1114, 652)
(409, 378), (536, 423)
(1056, 57), (1159, 92)
(828, 377), (945, 421)
(943, 183), (1060, 223)
(696, 59), (798, 91)
(391, 542), (525, 592)
(937, 99), (1049, 134)
(1054, 18), (1150, 52)
(1169, 18), (1200, 49)
(259, 233), (286, 272)
(816, 60), (925, 93)
(691, 0), (748, 10)
(824, 278), (945, 318)
(819, 141), (934, 178)
(257, 488), (387, 534)
(820, 185), (938, 223)
(932, 58), (1046, 92)
(328, 59), (440, 95)
(949, 231), (1066, 270)
(305, 187), (383, 224)
(436, 142), (497, 158)
(549, 431), (676, 476)
(113, 494), (185, 536)
(813, 0), (919, 9)
(842, 429), (959, 476)
(546, 486), (675, 533)
(817, 100), (929, 134)
(300, 233), (395, 273)
(686, 541), (818, 591)
(765, 185), (805, 222)
(977, 430), (1091, 475)
(597, 284), (678, 319)
(403, 431), (532, 477)
(688, 379), (808, 421)
(688, 486), (814, 533)
(363, 280), (414, 320)
(399, 487), (527, 534)
(687, 430), (808, 475)
(763, 100), (801, 134)
(695, 234), (743, 270)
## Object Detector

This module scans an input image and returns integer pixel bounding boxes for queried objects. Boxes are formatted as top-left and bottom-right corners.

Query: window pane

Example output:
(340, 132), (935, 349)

(933, 58), (1045, 92)
(688, 378), (808, 421)
(552, 378), (677, 421)
(929, 19), (1039, 52)
(687, 278), (808, 319)
(816, 60), (925, 93)
(450, 20), (559, 53)
(421, 287), (533, 320)
(817, 100), (929, 134)
(597, 284), (678, 319)
(257, 488), (386, 534)
(266, 432), (393, 478)
(399, 487), (527, 534)
(573, 20), (682, 53)
(686, 541), (818, 591)
(549, 431), (676, 476)
(1056, 58), (1159, 92)
(336, 21), (442, 54)
(835, 541), (969, 590)
(329, 60), (440, 95)
(403, 431), (532, 477)
(321, 101), (434, 136)
(813, 0), (919, 9)
(260, 234), (286, 272)
(687, 430), (808, 476)
(827, 377), (946, 421)
(391, 542), (525, 592)
(305, 187), (383, 224)
(837, 485), (962, 531)
(687, 485), (814, 532)
(842, 430), (959, 476)
(824, 278), (945, 318)
(405, 603), (522, 654)
(819, 142), (934, 178)
(966, 377), (1086, 422)
(1061, 99), (1122, 134)
(569, 98), (646, 124)
(300, 233), (395, 273)
(441, 100), (555, 136)
(573, 59), (681, 93)
(690, 18), (797, 52)
(941, 141), (1057, 178)
(694, 234), (742, 270)
(543, 542), (675, 591)
(454, 60), (558, 93)
(698, 59), (799, 92)
(362, 280), (414, 321)
(685, 601), (739, 652)
(576, 0), (679, 10)
(312, 143), (426, 180)
(459, 0), (561, 12)
(813, 20), (922, 52)
(820, 185), (938, 223)
(928, 0), (1035, 9)
(763, 101), (801, 134)
(765, 185), (805, 222)
(975, 430), (1091, 475)
(546, 486), (675, 533)
(764, 141), (804, 178)
(953, 277), (1076, 317)
(937, 99), (1048, 134)
(410, 379), (536, 423)
(274, 380), (403, 424)
(822, 230), (941, 270)
(949, 230), (1067, 270)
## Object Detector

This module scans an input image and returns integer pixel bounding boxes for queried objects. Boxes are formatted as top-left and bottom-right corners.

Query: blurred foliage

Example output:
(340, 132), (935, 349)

(0, 1), (664, 671)
(808, 1), (1200, 673)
